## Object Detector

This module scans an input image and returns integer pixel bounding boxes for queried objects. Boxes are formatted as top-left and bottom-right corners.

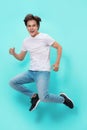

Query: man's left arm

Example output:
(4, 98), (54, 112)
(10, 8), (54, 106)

(52, 41), (62, 71)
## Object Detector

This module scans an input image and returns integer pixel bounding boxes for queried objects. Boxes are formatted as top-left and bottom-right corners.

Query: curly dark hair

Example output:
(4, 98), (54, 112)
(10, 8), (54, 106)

(24, 14), (41, 29)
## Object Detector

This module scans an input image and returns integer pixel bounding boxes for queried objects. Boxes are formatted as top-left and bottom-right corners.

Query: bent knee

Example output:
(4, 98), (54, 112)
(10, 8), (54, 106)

(9, 79), (16, 87)
(39, 94), (49, 102)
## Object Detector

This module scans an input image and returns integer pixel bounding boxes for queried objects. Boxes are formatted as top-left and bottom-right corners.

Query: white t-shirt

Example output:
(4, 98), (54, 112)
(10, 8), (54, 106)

(21, 33), (55, 71)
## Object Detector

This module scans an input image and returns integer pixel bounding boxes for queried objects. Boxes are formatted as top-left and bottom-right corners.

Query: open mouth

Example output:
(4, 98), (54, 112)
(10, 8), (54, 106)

(30, 31), (34, 33)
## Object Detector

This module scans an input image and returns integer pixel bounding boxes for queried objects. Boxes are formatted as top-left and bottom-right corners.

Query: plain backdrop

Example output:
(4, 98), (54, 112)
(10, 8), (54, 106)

(0, 0), (87, 130)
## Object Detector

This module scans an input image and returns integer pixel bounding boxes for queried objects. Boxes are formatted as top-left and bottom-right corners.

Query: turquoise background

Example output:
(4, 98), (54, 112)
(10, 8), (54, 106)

(0, 0), (87, 130)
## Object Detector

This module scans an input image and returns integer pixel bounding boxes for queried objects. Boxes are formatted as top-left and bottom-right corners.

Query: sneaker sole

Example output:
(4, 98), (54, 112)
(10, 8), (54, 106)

(30, 100), (40, 111)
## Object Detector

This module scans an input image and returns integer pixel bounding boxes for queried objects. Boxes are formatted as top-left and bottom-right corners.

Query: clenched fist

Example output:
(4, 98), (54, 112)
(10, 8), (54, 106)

(9, 48), (15, 55)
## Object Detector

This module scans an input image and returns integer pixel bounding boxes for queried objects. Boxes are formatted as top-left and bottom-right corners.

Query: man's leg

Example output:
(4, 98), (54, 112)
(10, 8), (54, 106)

(36, 71), (74, 108)
(36, 71), (64, 103)
(9, 70), (35, 97)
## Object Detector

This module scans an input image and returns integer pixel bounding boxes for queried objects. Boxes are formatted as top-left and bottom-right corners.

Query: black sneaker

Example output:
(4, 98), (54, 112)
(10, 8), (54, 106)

(29, 94), (40, 111)
(60, 93), (74, 109)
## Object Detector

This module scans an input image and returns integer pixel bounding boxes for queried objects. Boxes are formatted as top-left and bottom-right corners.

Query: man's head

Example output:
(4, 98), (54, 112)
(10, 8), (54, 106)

(24, 14), (41, 37)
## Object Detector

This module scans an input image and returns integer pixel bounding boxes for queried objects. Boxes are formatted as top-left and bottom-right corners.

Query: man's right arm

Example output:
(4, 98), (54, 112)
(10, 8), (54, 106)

(9, 48), (27, 61)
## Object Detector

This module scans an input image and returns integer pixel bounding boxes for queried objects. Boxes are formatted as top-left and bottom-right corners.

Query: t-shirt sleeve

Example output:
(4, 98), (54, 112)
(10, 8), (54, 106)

(21, 40), (27, 51)
(45, 34), (55, 46)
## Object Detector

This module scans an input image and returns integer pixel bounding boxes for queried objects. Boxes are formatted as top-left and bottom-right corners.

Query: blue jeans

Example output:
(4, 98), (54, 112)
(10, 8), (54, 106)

(9, 70), (64, 103)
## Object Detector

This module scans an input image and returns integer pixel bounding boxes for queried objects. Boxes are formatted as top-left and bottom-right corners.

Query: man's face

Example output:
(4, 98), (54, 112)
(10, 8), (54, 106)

(26, 20), (39, 37)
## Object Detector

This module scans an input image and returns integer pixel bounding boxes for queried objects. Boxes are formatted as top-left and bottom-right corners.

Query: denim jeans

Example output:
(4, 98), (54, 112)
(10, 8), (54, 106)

(9, 70), (64, 103)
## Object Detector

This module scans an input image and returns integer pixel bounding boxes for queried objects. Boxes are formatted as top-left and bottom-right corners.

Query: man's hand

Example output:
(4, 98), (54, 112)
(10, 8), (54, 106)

(53, 63), (59, 72)
(9, 48), (15, 55)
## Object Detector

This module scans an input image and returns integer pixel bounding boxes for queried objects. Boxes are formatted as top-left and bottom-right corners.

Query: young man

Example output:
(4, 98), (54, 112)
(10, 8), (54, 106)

(9, 14), (74, 111)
